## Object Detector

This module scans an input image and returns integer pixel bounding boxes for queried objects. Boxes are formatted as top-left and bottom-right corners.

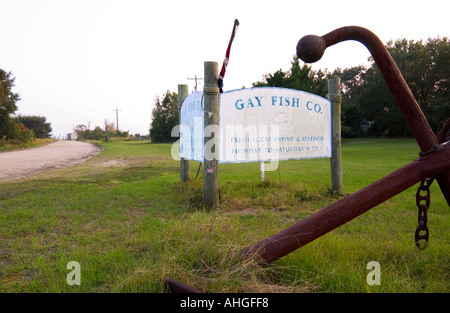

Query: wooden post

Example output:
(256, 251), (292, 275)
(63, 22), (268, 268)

(104, 118), (109, 142)
(178, 84), (190, 182)
(203, 62), (220, 206)
(261, 162), (265, 182)
(329, 77), (342, 194)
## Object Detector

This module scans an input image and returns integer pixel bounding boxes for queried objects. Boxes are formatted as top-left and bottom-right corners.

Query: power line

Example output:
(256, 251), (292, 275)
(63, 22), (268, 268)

(112, 108), (122, 130)
(187, 75), (204, 91)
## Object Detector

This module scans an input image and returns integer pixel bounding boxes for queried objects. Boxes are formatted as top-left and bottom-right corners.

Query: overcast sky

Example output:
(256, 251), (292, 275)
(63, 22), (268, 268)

(1, 0), (448, 138)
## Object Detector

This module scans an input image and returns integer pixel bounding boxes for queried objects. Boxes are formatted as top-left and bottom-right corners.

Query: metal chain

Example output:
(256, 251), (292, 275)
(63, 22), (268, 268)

(415, 177), (434, 249)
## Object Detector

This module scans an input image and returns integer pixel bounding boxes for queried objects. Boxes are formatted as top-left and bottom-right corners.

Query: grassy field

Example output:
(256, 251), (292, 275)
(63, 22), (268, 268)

(0, 138), (448, 293)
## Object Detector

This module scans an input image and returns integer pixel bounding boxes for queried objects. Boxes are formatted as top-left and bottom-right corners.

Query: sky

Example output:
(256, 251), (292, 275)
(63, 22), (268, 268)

(1, 0), (448, 138)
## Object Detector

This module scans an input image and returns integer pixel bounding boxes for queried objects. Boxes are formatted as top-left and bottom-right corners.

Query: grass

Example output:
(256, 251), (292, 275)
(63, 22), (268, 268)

(0, 138), (56, 152)
(0, 138), (448, 293)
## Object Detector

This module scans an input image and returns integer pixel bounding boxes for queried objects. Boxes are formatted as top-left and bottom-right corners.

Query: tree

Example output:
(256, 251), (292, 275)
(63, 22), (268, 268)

(421, 37), (450, 132)
(149, 91), (179, 143)
(73, 122), (129, 141)
(328, 37), (449, 137)
(0, 69), (21, 139)
(14, 115), (52, 138)
(331, 66), (366, 137)
(14, 122), (34, 142)
(253, 56), (328, 97)
(73, 124), (88, 140)
(84, 126), (106, 140)
(357, 37), (449, 136)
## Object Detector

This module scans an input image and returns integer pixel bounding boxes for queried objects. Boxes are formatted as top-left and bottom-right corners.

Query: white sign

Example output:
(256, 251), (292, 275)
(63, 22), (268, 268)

(179, 87), (332, 163)
(219, 87), (331, 163)
(179, 91), (204, 162)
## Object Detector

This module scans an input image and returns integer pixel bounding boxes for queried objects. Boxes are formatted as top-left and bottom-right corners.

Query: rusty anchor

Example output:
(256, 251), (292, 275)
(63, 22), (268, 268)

(164, 26), (449, 292)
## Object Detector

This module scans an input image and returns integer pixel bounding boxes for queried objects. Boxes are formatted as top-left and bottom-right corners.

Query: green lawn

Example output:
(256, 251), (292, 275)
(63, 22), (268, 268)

(0, 138), (448, 293)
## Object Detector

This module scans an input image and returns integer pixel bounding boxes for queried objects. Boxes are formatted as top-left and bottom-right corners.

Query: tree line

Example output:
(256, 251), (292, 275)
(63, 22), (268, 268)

(73, 122), (129, 141)
(150, 36), (448, 142)
(0, 69), (52, 143)
(253, 37), (449, 137)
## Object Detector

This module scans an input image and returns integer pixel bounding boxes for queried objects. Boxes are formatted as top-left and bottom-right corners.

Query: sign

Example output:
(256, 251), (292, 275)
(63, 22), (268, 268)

(219, 87), (331, 163)
(179, 91), (204, 162)
(179, 87), (331, 163)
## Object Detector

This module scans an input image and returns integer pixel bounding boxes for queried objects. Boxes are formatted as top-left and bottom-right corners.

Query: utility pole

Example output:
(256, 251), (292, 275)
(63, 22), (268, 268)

(112, 108), (122, 130)
(187, 75), (204, 91)
(104, 118), (109, 142)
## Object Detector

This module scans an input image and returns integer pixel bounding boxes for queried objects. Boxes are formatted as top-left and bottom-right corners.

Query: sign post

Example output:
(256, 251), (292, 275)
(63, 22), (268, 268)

(178, 84), (190, 182)
(328, 78), (342, 193)
(203, 62), (220, 206)
(261, 162), (265, 182)
(179, 84), (333, 205)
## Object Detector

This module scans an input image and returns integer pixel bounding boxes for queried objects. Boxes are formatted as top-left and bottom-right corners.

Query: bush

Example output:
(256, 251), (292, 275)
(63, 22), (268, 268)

(341, 125), (357, 138)
(15, 123), (35, 143)
(14, 115), (52, 138)
(0, 115), (18, 139)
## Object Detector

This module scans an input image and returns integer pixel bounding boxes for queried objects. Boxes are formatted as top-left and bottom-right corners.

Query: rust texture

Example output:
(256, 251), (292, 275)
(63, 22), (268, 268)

(164, 26), (449, 292)
(163, 277), (201, 293)
(245, 144), (449, 263)
(246, 26), (450, 263)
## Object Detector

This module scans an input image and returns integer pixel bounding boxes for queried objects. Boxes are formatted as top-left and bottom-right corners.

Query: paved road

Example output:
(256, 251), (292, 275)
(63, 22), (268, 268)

(0, 140), (102, 181)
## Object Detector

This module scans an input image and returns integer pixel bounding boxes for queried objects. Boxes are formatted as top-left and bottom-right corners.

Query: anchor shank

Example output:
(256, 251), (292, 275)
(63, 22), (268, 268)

(245, 143), (450, 263)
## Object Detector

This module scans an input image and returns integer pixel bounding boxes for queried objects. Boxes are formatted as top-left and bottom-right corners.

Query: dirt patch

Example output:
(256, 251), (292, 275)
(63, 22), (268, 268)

(0, 140), (102, 181)
(99, 159), (129, 167)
